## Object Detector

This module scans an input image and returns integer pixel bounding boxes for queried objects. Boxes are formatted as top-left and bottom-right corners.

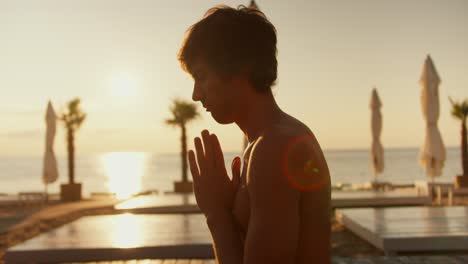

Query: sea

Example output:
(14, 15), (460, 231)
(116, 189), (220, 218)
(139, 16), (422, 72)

(0, 147), (462, 198)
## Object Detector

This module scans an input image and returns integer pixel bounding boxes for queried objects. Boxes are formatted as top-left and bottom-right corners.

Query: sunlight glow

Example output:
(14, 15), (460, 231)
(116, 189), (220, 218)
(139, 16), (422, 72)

(109, 72), (138, 98)
(108, 213), (144, 248)
(100, 152), (147, 199)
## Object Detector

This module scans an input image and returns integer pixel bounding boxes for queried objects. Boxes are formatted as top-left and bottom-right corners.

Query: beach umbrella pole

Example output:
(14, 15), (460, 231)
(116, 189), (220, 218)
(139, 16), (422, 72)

(44, 183), (48, 203)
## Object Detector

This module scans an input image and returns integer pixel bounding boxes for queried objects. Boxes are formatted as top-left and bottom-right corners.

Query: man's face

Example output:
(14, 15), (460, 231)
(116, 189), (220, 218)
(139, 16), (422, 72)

(190, 60), (238, 124)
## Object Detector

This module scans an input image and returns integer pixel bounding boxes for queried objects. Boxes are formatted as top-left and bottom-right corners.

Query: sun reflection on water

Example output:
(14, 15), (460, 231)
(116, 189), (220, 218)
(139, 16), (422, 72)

(108, 213), (144, 248)
(100, 152), (147, 199)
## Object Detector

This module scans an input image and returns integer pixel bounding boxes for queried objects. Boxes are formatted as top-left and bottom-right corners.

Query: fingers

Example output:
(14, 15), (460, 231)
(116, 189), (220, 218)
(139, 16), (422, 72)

(194, 137), (206, 171)
(201, 130), (213, 168)
(231, 157), (241, 189)
(195, 130), (224, 175)
(188, 150), (200, 179)
(210, 134), (226, 171)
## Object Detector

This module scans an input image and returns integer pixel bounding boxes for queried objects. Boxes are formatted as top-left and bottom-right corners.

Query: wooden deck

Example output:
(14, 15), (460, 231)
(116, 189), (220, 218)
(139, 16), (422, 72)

(4, 214), (213, 263)
(331, 189), (431, 208)
(336, 206), (468, 255)
(114, 190), (431, 214)
(115, 194), (199, 214)
(71, 256), (468, 264)
(75, 260), (215, 264)
(5, 206), (468, 263)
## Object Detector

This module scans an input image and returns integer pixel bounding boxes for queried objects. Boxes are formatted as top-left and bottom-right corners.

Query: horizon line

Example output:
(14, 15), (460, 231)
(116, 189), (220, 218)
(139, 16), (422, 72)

(0, 145), (460, 158)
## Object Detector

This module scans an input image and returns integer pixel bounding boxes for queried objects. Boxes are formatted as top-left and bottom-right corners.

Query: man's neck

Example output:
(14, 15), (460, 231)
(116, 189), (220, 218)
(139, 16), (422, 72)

(235, 90), (282, 144)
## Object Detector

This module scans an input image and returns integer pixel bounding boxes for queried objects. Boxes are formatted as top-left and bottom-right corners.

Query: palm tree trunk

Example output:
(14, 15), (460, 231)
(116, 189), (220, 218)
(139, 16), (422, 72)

(181, 124), (188, 182)
(462, 118), (467, 176)
(67, 129), (75, 184)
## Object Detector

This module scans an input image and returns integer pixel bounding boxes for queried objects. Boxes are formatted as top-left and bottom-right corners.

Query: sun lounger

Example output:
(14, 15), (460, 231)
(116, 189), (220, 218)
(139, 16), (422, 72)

(17, 192), (48, 208)
(414, 180), (456, 197)
(414, 180), (468, 205)
(336, 206), (468, 255)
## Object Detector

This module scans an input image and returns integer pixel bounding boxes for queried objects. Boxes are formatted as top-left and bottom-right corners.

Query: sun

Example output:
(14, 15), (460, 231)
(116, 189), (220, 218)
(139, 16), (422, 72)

(109, 72), (138, 98)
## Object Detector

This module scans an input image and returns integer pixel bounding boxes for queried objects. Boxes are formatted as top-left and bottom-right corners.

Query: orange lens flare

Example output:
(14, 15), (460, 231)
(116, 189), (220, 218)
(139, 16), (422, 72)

(282, 134), (327, 192)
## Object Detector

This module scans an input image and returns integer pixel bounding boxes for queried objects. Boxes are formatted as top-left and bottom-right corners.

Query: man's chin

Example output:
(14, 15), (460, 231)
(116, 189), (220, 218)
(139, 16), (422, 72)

(211, 112), (233, 124)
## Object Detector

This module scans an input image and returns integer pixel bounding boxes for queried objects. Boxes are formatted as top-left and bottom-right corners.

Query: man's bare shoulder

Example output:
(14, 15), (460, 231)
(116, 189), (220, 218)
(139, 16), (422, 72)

(250, 113), (330, 193)
(245, 114), (305, 212)
(256, 112), (320, 155)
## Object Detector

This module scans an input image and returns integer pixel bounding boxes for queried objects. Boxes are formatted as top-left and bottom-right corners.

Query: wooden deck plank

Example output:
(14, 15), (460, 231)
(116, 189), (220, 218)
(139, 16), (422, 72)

(396, 256), (425, 264)
(188, 260), (205, 264)
(89, 257), (468, 264)
(336, 206), (468, 254)
(5, 214), (214, 262)
(331, 258), (374, 264)
(115, 191), (431, 213)
(115, 194), (197, 211)
(422, 256), (467, 264)
(135, 260), (163, 264)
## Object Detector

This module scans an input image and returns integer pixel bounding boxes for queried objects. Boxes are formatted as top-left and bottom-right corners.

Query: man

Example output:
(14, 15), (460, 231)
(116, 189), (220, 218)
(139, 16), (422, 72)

(178, 5), (331, 264)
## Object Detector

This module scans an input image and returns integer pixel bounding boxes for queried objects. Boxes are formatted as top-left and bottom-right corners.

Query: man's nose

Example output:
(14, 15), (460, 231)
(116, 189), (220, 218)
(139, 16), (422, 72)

(192, 83), (202, 102)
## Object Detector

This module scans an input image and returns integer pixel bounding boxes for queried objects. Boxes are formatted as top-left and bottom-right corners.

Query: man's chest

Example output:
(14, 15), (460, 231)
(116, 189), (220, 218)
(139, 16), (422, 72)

(232, 150), (251, 233)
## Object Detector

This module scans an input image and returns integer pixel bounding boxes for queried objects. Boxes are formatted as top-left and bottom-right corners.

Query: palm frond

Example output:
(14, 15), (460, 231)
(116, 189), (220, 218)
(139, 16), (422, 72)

(60, 97), (86, 131)
(165, 98), (199, 127)
(449, 97), (468, 121)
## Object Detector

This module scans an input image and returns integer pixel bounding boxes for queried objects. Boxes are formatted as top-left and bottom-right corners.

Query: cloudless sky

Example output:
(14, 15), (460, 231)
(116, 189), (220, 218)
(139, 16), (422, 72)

(0, 0), (467, 157)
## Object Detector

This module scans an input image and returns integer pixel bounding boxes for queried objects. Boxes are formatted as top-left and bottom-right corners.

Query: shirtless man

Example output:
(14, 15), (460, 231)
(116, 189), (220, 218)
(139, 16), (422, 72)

(178, 5), (331, 264)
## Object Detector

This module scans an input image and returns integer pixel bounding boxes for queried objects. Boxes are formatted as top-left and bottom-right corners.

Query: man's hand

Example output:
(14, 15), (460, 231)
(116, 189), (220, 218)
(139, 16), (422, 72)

(188, 129), (241, 218)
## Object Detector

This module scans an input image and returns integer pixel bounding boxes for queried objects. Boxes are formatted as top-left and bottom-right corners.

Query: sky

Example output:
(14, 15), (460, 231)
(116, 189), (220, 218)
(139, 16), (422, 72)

(0, 0), (467, 157)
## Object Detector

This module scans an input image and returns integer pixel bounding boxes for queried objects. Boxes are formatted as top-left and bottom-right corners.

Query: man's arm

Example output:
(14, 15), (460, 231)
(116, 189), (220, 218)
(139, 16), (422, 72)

(206, 211), (244, 264)
(192, 132), (244, 264)
(243, 136), (301, 263)
(205, 135), (300, 264)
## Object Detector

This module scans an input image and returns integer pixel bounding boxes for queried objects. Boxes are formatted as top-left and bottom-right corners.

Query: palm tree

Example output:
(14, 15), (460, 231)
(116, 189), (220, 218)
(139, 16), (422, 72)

(166, 99), (199, 189)
(60, 98), (86, 185)
(449, 97), (468, 186)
